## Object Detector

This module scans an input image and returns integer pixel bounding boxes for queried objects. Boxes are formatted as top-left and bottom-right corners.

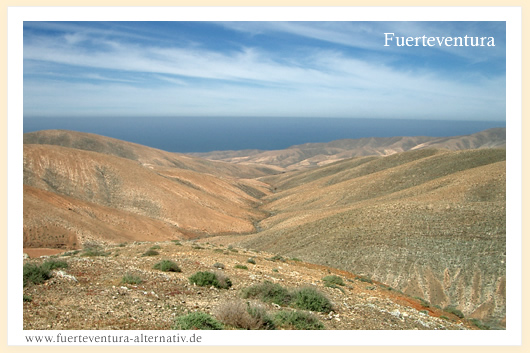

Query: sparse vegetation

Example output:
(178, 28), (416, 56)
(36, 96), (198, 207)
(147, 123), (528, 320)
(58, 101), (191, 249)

(234, 264), (248, 270)
(247, 258), (256, 264)
(81, 244), (110, 257)
(23, 263), (52, 287)
(121, 273), (143, 285)
(23, 260), (69, 287)
(23, 294), (33, 302)
(41, 259), (68, 272)
(189, 271), (232, 289)
(173, 311), (224, 330)
(444, 305), (465, 319)
(172, 240), (182, 246)
(292, 287), (333, 313)
(415, 297), (431, 308)
(322, 275), (344, 287)
(141, 249), (159, 257)
(241, 282), (332, 313)
(153, 260), (181, 272)
(274, 310), (324, 330)
(268, 254), (286, 262)
(150, 245), (161, 250)
(469, 318), (491, 330)
(214, 300), (275, 330)
(61, 250), (81, 257)
(241, 281), (292, 306)
(212, 262), (225, 269)
(357, 276), (373, 284)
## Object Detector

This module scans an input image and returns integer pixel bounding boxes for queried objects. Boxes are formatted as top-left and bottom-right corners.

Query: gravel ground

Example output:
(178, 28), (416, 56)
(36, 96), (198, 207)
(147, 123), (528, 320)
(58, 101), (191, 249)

(23, 241), (473, 331)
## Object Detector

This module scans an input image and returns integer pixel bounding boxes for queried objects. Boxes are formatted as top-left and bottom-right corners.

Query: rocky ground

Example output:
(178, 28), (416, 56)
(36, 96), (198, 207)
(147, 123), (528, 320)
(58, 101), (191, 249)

(23, 240), (477, 331)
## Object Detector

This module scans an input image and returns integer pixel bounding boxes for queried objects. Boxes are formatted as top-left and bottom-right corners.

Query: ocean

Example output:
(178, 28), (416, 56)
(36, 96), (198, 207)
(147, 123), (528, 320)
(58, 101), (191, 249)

(23, 116), (506, 153)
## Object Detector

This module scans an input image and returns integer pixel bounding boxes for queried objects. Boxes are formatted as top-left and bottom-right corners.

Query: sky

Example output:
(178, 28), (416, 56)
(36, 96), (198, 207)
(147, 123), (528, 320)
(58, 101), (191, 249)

(23, 21), (506, 121)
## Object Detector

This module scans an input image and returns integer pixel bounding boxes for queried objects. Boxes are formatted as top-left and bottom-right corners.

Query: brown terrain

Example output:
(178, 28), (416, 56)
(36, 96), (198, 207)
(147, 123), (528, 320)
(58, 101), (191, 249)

(23, 240), (476, 330)
(23, 128), (506, 330)
(192, 128), (506, 170)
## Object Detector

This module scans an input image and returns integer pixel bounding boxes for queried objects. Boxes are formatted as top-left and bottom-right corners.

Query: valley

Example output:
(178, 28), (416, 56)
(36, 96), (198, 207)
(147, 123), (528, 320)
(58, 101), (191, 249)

(22, 128), (507, 329)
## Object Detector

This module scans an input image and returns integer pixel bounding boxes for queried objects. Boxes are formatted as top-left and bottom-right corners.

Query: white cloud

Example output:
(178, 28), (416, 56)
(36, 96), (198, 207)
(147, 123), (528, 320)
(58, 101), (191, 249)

(23, 22), (505, 120)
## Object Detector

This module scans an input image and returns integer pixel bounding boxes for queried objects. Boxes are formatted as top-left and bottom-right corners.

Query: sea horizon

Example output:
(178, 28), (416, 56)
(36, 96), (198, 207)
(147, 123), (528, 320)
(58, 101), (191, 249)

(23, 116), (506, 153)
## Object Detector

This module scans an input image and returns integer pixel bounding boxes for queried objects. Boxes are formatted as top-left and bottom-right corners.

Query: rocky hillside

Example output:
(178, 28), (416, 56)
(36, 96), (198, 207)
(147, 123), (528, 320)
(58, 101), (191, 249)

(230, 148), (506, 327)
(23, 240), (480, 331)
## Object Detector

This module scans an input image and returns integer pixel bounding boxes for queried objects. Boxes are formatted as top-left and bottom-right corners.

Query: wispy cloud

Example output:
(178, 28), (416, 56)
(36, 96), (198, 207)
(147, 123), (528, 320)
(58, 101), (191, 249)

(23, 21), (505, 120)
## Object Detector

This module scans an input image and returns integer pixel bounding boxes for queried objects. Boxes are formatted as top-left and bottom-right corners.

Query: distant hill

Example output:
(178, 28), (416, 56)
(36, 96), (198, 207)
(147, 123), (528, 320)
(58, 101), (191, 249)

(23, 129), (282, 177)
(193, 128), (506, 170)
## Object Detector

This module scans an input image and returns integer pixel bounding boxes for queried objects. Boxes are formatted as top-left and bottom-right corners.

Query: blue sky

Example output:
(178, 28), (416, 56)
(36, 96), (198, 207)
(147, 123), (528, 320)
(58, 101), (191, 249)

(23, 21), (506, 121)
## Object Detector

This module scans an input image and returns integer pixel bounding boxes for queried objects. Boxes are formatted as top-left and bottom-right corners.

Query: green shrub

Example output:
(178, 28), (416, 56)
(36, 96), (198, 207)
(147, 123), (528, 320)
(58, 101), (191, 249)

(274, 310), (324, 330)
(234, 264), (248, 270)
(241, 281), (291, 306)
(41, 260), (68, 272)
(269, 254), (286, 262)
(121, 273), (143, 285)
(153, 260), (181, 272)
(61, 250), (81, 257)
(172, 240), (182, 246)
(444, 305), (465, 319)
(415, 297), (431, 308)
(358, 276), (373, 284)
(81, 247), (110, 257)
(23, 263), (51, 287)
(247, 258), (256, 264)
(150, 245), (161, 250)
(325, 284), (345, 293)
(290, 257), (302, 262)
(173, 312), (224, 330)
(470, 318), (491, 330)
(292, 287), (333, 313)
(322, 275), (344, 287)
(189, 271), (232, 289)
(142, 249), (159, 257)
(23, 294), (33, 302)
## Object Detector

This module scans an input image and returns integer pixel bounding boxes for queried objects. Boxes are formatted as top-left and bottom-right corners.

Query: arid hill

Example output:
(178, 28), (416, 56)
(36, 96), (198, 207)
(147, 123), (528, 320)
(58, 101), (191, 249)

(226, 148), (506, 326)
(24, 129), (282, 177)
(23, 143), (273, 248)
(193, 128), (506, 170)
(23, 129), (506, 328)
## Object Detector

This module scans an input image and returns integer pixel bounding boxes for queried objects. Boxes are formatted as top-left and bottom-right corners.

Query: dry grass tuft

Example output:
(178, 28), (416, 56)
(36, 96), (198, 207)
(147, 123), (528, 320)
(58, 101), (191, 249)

(214, 300), (275, 330)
